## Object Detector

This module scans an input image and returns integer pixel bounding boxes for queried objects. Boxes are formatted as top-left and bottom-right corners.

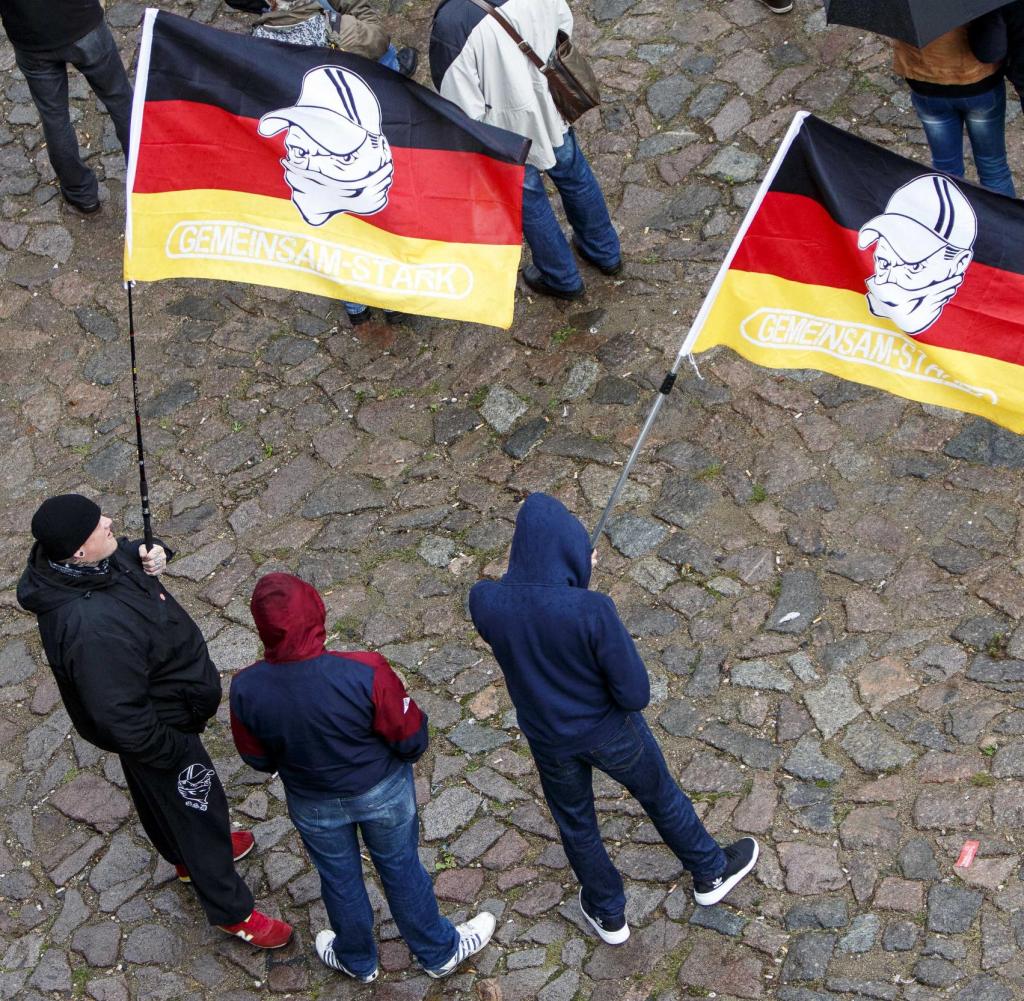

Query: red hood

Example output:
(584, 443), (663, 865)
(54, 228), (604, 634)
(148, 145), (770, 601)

(250, 572), (326, 663)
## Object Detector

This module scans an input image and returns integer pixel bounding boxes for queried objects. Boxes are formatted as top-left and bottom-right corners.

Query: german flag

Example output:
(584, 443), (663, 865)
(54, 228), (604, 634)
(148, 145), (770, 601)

(684, 113), (1024, 433)
(124, 11), (529, 328)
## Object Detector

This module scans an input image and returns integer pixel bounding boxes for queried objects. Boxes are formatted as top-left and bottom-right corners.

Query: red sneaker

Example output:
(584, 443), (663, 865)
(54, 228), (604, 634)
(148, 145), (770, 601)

(176, 830), (256, 882)
(219, 909), (293, 949)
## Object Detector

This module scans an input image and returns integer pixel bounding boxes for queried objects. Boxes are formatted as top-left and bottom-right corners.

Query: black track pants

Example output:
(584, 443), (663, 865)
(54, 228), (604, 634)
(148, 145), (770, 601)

(120, 735), (254, 926)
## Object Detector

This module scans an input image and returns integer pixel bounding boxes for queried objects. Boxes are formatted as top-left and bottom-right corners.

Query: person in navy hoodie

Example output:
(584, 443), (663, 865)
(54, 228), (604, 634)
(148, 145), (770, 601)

(469, 493), (758, 945)
(230, 572), (494, 982)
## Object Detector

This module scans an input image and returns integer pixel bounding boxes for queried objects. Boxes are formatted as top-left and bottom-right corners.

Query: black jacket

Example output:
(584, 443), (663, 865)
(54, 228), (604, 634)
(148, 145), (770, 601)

(0, 0), (104, 52)
(17, 538), (222, 770)
(970, 3), (1024, 96)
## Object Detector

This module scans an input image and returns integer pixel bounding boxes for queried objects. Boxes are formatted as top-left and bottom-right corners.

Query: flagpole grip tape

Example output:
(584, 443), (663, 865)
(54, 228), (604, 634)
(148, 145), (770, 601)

(659, 372), (677, 395)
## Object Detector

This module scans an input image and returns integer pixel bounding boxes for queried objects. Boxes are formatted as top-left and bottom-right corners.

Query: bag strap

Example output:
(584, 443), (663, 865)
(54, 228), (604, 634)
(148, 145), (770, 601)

(464, 0), (546, 71)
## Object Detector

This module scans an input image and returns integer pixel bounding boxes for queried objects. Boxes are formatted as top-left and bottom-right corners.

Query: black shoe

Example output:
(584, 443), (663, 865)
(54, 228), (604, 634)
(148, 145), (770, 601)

(693, 838), (759, 906)
(578, 889), (629, 945)
(63, 195), (101, 215)
(349, 308), (374, 326)
(521, 265), (585, 301)
(572, 237), (622, 276)
(396, 46), (419, 79)
(758, 0), (793, 12)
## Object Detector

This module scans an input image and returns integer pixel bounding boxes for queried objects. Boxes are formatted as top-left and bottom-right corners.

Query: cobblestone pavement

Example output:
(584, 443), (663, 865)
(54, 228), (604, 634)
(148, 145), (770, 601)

(3, 1), (1024, 999)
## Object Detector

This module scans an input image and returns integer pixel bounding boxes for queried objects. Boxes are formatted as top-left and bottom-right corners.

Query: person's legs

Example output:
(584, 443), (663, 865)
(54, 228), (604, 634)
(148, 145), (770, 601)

(357, 766), (460, 972)
(545, 130), (621, 271)
(120, 755), (184, 865)
(14, 45), (99, 206)
(532, 747), (626, 922)
(286, 790), (379, 978)
(910, 91), (967, 178)
(589, 714), (725, 883)
(67, 22), (133, 159)
(961, 84), (1016, 197)
(123, 741), (255, 926)
(521, 163), (584, 293)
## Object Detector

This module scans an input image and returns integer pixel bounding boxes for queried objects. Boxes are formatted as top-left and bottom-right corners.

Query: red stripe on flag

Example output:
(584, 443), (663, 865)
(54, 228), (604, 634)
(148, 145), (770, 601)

(733, 191), (1024, 368)
(132, 100), (523, 246)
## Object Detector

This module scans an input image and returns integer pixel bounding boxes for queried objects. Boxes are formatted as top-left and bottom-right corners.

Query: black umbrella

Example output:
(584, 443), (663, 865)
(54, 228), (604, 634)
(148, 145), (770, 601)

(824, 0), (1011, 48)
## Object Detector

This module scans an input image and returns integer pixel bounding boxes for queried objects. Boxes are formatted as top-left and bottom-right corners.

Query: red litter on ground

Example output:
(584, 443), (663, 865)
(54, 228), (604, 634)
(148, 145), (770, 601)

(955, 840), (980, 868)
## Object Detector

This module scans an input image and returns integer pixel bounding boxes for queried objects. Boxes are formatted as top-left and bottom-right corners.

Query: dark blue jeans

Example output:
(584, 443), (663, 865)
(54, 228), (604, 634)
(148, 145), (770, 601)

(531, 713), (724, 922)
(14, 21), (133, 206)
(286, 765), (459, 976)
(522, 129), (620, 293)
(910, 83), (1015, 197)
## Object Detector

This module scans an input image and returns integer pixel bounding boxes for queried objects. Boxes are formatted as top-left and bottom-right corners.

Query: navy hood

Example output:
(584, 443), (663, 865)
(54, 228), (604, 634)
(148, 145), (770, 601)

(503, 493), (592, 588)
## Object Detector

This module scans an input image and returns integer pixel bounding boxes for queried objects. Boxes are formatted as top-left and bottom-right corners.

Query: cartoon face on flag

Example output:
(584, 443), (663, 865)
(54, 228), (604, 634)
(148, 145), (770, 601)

(258, 66), (394, 226)
(858, 174), (977, 335)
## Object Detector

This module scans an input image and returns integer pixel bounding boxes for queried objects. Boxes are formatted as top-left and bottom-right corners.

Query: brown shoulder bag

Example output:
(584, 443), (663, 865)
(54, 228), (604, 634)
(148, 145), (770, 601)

(465, 0), (600, 122)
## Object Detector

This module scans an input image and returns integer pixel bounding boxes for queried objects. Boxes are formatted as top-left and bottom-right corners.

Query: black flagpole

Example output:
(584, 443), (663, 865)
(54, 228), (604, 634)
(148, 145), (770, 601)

(125, 282), (154, 550)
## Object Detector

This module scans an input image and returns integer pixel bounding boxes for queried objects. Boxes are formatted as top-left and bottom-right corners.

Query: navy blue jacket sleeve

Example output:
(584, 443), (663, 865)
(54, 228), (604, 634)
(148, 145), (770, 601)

(590, 596), (651, 712)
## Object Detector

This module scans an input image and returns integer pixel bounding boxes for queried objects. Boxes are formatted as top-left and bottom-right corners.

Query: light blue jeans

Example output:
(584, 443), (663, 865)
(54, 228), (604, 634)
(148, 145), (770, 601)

(522, 129), (621, 292)
(286, 765), (459, 976)
(911, 83), (1016, 197)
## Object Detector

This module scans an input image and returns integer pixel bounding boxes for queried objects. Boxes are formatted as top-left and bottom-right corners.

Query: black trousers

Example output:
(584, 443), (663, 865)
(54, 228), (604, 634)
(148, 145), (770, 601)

(14, 21), (132, 205)
(120, 734), (254, 926)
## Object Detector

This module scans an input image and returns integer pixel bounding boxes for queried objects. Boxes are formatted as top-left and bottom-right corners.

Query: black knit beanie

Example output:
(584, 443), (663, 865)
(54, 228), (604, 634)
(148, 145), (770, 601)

(31, 494), (102, 561)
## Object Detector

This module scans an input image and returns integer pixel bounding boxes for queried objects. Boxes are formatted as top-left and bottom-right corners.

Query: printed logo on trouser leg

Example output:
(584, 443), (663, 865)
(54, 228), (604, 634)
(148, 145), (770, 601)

(177, 763), (215, 812)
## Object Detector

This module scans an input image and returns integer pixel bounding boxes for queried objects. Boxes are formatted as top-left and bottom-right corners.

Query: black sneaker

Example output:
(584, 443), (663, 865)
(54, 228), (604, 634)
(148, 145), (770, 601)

(521, 265), (585, 301)
(396, 46), (419, 78)
(63, 195), (101, 215)
(693, 838), (759, 906)
(349, 308), (373, 326)
(758, 0), (793, 12)
(578, 889), (630, 945)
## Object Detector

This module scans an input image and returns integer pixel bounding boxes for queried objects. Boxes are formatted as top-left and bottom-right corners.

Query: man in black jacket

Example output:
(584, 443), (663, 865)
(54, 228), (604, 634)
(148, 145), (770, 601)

(17, 494), (292, 949)
(0, 0), (133, 213)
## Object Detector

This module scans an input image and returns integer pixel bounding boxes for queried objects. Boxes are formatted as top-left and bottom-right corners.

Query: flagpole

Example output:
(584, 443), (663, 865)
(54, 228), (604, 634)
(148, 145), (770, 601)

(589, 342), (692, 549)
(125, 282), (154, 551)
(590, 111), (811, 548)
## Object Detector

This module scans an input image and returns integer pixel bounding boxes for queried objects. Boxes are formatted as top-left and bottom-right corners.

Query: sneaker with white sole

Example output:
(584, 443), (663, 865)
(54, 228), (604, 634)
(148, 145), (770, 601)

(758, 0), (793, 12)
(693, 838), (759, 906)
(314, 930), (378, 983)
(425, 912), (496, 978)
(578, 889), (630, 945)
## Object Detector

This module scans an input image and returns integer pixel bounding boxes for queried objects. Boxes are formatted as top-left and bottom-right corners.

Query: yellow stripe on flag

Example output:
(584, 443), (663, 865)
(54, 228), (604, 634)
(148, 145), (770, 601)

(691, 270), (1024, 433)
(124, 189), (521, 328)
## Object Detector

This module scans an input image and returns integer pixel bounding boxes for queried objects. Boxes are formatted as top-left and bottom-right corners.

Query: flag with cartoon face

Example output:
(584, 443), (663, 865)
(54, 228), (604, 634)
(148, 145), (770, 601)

(124, 10), (529, 328)
(683, 113), (1024, 433)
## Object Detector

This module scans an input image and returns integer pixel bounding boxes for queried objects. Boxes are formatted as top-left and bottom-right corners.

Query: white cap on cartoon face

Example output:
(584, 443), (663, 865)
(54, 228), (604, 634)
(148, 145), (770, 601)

(258, 65), (384, 155)
(858, 174), (977, 263)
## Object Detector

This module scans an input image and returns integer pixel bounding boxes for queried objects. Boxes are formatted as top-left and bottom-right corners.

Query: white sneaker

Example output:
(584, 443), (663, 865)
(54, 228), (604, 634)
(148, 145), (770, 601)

(425, 912), (496, 978)
(314, 930), (378, 983)
(578, 889), (630, 945)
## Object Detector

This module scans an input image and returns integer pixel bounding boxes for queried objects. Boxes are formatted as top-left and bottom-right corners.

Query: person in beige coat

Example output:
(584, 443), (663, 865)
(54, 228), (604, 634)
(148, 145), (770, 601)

(893, 26), (1014, 197)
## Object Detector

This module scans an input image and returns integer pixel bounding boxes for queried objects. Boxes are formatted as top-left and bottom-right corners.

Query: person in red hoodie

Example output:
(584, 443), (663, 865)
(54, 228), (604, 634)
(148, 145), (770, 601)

(230, 573), (495, 983)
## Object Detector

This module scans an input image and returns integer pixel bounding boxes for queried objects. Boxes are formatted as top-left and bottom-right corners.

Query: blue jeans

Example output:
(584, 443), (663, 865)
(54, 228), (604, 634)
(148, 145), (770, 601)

(531, 713), (724, 922)
(522, 130), (620, 293)
(286, 765), (459, 976)
(14, 21), (133, 206)
(910, 84), (1016, 197)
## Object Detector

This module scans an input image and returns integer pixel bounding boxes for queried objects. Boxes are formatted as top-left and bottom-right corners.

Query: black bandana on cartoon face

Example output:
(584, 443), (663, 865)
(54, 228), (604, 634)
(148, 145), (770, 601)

(857, 174), (977, 337)
(177, 763), (215, 812)
(258, 65), (394, 227)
